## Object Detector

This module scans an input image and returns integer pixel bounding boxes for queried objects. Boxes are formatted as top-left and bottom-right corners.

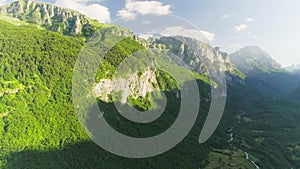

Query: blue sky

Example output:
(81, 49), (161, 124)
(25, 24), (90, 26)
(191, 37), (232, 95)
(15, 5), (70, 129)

(1, 0), (299, 66)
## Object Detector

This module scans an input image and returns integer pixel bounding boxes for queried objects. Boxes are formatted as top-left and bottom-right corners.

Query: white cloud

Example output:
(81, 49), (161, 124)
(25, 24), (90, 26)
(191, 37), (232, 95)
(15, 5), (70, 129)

(159, 26), (216, 42)
(137, 33), (153, 40)
(54, 0), (111, 23)
(117, 9), (136, 21)
(0, 0), (111, 23)
(234, 24), (247, 31)
(246, 18), (254, 22)
(117, 0), (172, 21)
(0, 0), (13, 6)
(222, 14), (229, 18)
(200, 30), (216, 41)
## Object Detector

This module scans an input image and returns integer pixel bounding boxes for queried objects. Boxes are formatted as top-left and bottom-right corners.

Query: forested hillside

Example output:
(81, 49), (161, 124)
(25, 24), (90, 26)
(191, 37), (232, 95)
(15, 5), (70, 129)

(1, 1), (300, 168)
(0, 0), (104, 37)
(0, 19), (222, 169)
(0, 19), (90, 168)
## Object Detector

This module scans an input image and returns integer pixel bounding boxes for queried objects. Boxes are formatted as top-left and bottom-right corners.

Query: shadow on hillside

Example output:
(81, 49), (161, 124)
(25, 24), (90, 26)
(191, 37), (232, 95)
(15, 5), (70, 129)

(3, 80), (216, 169)
(87, 90), (181, 138)
(4, 138), (211, 169)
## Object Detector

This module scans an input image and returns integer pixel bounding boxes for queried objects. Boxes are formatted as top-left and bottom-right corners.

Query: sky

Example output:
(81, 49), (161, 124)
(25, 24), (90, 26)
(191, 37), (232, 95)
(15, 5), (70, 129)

(1, 0), (300, 66)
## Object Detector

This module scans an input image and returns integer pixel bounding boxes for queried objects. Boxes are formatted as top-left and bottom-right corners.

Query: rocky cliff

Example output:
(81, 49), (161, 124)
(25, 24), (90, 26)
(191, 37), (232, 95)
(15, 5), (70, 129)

(152, 36), (245, 84)
(153, 37), (239, 74)
(0, 0), (102, 36)
(0, 0), (245, 106)
(94, 67), (158, 104)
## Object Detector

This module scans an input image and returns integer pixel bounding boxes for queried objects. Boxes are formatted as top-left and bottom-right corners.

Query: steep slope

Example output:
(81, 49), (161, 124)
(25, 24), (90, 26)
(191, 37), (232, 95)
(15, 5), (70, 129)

(0, 16), (217, 169)
(0, 2), (247, 167)
(0, 19), (89, 168)
(229, 46), (300, 96)
(2, 1), (300, 169)
(154, 36), (243, 77)
(0, 0), (103, 37)
(230, 46), (283, 74)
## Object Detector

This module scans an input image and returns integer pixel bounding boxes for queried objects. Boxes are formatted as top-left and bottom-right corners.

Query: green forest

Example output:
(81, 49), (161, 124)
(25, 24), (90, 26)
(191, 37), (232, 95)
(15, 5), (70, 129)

(0, 19), (220, 169)
(1, 5), (300, 168)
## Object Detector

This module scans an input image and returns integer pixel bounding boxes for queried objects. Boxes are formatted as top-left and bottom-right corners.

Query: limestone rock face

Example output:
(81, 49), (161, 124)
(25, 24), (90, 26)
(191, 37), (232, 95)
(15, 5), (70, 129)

(154, 37), (236, 74)
(0, 0), (100, 36)
(94, 68), (158, 104)
(0, 1), (247, 102)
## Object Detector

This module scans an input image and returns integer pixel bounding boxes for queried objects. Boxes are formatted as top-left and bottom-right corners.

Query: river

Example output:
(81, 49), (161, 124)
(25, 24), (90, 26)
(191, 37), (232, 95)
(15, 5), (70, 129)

(227, 113), (260, 169)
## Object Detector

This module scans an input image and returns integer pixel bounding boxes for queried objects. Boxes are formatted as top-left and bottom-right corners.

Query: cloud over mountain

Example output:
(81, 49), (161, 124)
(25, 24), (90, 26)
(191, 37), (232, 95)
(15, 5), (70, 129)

(117, 0), (171, 21)
(54, 0), (111, 23)
(160, 26), (216, 42)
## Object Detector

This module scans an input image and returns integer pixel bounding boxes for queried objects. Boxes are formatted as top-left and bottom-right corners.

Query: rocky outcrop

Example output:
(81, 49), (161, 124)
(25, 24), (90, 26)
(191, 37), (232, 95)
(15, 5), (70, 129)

(0, 1), (247, 103)
(0, 88), (20, 97)
(154, 36), (237, 75)
(94, 67), (158, 104)
(0, 0), (100, 36)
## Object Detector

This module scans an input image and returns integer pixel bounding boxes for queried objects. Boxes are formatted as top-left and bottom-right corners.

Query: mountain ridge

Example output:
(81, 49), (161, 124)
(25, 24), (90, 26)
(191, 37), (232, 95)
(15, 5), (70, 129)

(1, 1), (300, 168)
(0, 0), (245, 83)
(0, 0), (104, 37)
(229, 46), (284, 74)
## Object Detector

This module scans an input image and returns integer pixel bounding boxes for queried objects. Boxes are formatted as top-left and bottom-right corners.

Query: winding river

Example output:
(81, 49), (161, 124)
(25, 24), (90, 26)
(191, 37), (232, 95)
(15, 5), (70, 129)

(227, 113), (260, 169)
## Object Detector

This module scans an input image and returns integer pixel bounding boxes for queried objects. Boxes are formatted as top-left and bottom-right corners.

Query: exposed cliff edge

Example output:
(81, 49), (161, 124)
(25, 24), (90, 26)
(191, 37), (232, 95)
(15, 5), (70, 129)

(0, 0), (102, 36)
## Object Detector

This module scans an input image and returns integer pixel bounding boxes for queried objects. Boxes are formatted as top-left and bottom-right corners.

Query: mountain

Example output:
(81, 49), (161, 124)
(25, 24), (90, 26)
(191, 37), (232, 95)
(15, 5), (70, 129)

(229, 46), (300, 96)
(226, 47), (300, 169)
(0, 9), (246, 168)
(0, 0), (241, 79)
(1, 1), (300, 169)
(154, 37), (240, 75)
(0, 2), (228, 168)
(89, 32), (244, 109)
(229, 46), (284, 74)
(0, 0), (103, 37)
